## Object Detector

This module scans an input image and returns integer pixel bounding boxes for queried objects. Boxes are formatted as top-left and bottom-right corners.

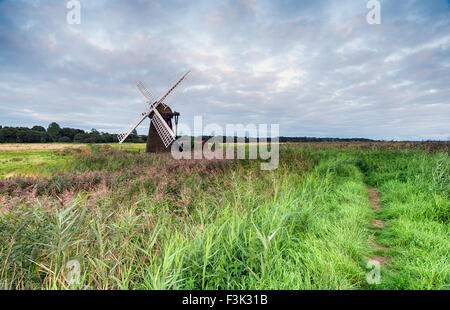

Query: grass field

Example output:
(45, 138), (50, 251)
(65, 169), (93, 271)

(0, 142), (448, 289)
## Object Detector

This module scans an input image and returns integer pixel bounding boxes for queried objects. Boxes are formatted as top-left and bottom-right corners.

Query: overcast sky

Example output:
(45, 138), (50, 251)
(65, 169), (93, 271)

(0, 0), (449, 140)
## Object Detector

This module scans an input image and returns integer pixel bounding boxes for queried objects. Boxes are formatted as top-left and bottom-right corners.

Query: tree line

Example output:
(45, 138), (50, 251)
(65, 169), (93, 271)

(277, 136), (375, 142)
(0, 123), (145, 143)
(198, 136), (376, 143)
(0, 123), (379, 144)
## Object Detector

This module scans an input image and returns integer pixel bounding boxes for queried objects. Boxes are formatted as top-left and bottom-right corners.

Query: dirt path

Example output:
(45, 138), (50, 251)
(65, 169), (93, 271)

(367, 188), (390, 266)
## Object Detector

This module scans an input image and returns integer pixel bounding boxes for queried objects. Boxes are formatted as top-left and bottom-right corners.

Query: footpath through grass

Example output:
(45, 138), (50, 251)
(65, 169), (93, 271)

(357, 150), (449, 289)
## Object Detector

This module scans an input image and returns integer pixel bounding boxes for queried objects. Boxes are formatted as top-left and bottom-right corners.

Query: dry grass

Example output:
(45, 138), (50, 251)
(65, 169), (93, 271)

(0, 143), (86, 151)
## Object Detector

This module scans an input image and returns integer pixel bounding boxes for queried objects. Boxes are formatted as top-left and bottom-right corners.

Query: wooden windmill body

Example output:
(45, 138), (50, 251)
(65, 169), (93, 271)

(146, 105), (179, 153)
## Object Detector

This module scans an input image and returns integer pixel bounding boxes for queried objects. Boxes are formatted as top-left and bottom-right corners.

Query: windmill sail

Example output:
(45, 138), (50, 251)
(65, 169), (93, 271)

(117, 111), (149, 144)
(155, 71), (190, 106)
(134, 81), (154, 104)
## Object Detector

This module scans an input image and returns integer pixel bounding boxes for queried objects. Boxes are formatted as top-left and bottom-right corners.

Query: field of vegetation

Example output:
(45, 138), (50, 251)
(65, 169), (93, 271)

(0, 142), (448, 289)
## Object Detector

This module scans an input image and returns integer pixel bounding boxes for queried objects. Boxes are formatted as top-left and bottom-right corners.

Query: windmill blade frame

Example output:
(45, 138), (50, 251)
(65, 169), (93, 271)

(117, 111), (150, 144)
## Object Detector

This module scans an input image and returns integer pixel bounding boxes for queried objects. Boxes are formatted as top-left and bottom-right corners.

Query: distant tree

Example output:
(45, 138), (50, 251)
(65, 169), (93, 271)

(88, 131), (102, 143)
(32, 125), (46, 132)
(61, 127), (84, 141)
(40, 132), (50, 143)
(106, 134), (116, 143)
(74, 132), (89, 143)
(0, 130), (3, 143)
(47, 122), (61, 142)
(58, 136), (72, 143)
(0, 127), (18, 142)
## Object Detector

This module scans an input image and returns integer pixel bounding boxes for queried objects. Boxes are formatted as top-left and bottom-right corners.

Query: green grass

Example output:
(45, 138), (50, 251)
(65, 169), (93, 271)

(0, 143), (448, 289)
(0, 143), (146, 178)
(109, 143), (146, 152)
(0, 150), (70, 178)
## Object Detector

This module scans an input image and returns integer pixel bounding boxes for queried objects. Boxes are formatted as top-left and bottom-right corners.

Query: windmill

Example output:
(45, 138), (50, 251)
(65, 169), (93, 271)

(117, 71), (190, 152)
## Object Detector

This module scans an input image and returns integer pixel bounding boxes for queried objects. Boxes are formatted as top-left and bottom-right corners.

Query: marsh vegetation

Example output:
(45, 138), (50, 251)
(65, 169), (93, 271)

(0, 142), (448, 289)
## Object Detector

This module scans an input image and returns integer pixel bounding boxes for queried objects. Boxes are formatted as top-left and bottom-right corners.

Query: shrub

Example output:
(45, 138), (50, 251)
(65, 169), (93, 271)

(58, 136), (72, 143)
